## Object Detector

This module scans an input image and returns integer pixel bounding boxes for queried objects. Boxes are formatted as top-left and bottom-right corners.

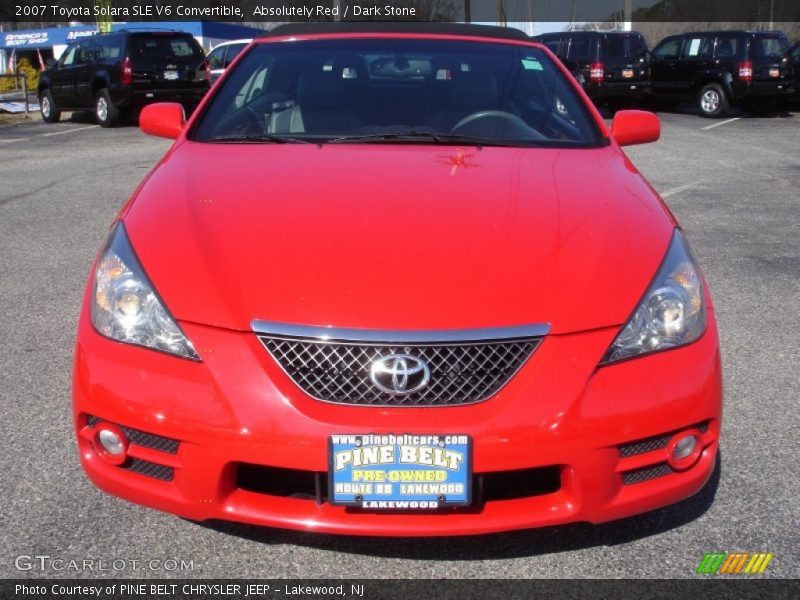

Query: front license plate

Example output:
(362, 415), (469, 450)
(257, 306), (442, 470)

(622, 69), (634, 78)
(329, 433), (471, 509)
(769, 68), (780, 78)
(163, 70), (179, 80)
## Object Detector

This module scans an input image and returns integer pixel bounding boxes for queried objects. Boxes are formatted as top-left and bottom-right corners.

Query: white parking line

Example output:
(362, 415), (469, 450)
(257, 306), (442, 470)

(0, 124), (99, 143)
(660, 183), (697, 199)
(701, 117), (741, 131)
(40, 125), (99, 136)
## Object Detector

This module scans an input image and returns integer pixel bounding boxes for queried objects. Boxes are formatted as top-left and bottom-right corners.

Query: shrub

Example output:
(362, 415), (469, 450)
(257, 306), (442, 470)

(0, 58), (40, 94)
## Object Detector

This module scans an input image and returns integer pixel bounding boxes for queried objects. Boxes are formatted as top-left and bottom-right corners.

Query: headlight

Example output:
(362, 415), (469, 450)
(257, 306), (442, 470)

(91, 223), (199, 360)
(601, 229), (706, 364)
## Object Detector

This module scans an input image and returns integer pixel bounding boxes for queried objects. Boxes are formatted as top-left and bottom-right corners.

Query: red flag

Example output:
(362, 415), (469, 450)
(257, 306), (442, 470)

(37, 49), (45, 71)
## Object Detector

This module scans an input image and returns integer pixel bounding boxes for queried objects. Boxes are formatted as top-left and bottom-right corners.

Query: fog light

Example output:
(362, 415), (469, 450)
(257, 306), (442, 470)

(674, 434), (697, 460)
(667, 430), (702, 470)
(94, 423), (128, 465)
(99, 429), (124, 455)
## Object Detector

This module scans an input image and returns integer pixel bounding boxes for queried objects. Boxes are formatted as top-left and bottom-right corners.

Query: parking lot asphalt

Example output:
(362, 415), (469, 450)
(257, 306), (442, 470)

(0, 107), (798, 579)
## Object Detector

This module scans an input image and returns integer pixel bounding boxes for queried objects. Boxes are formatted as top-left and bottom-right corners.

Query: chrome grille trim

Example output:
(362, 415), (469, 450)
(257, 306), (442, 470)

(258, 329), (544, 407)
(251, 320), (550, 344)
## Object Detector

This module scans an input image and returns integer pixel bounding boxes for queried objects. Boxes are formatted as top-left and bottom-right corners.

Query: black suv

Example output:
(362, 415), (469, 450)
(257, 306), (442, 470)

(786, 40), (800, 102)
(38, 31), (209, 127)
(533, 31), (651, 106)
(650, 30), (791, 117)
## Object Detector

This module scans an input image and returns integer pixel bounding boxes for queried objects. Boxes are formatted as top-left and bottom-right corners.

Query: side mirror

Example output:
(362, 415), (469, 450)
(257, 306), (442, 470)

(139, 103), (185, 139)
(611, 110), (660, 147)
(46, 58), (58, 69)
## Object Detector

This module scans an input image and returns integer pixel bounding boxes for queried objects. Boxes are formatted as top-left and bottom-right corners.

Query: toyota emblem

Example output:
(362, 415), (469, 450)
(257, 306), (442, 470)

(369, 354), (430, 395)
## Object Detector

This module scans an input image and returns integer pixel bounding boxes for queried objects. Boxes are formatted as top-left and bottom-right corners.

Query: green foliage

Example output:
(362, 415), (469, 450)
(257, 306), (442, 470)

(0, 58), (40, 93)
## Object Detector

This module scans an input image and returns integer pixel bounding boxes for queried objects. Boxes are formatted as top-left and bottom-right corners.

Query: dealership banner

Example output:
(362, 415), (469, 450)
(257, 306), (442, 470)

(1, 0), (800, 23)
(1, 26), (99, 49)
(3, 580), (799, 600)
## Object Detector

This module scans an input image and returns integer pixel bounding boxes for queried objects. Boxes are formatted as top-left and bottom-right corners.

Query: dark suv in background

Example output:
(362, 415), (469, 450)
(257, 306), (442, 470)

(786, 40), (800, 104)
(650, 30), (791, 117)
(533, 31), (651, 107)
(38, 30), (209, 127)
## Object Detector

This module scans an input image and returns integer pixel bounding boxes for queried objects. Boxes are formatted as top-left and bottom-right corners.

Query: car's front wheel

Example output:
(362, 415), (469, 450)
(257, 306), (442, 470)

(95, 89), (120, 127)
(40, 90), (61, 123)
(697, 83), (729, 118)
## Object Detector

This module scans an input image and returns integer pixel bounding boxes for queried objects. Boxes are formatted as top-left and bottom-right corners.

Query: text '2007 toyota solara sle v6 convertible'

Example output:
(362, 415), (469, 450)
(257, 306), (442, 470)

(73, 23), (722, 536)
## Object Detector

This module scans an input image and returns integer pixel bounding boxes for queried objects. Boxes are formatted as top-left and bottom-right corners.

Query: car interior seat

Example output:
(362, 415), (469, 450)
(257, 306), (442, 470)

(269, 71), (362, 134)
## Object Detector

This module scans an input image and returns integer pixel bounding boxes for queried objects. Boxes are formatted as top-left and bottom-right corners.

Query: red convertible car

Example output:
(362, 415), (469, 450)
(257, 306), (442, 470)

(73, 23), (721, 536)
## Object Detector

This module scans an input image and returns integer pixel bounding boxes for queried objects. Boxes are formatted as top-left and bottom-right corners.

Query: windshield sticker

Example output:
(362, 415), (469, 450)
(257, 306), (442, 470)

(522, 58), (543, 71)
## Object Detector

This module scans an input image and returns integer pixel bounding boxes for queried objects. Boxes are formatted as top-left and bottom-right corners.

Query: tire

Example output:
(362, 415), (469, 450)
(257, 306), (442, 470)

(94, 88), (120, 127)
(697, 83), (729, 118)
(39, 89), (61, 123)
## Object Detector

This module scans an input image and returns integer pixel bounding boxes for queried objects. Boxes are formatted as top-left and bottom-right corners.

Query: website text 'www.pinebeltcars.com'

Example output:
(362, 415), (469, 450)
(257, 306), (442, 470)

(13, 555), (194, 573)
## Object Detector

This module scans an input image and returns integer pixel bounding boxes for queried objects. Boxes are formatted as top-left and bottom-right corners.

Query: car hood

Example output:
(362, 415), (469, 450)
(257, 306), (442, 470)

(123, 141), (674, 335)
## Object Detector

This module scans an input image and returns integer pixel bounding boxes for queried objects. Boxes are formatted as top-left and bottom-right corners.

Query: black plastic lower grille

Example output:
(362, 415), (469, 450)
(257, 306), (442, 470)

(235, 464), (561, 504)
(120, 458), (174, 482)
(622, 462), (673, 485)
(237, 465), (325, 502)
(618, 421), (710, 458)
(86, 415), (179, 454)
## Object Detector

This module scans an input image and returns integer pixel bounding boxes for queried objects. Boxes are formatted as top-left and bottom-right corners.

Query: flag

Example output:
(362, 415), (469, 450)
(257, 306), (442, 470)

(37, 49), (45, 71)
(8, 48), (15, 74)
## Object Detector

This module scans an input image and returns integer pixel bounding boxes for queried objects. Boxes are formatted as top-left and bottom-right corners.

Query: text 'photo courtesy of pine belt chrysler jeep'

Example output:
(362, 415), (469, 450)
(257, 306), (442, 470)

(650, 30), (791, 117)
(72, 23), (722, 536)
(532, 31), (651, 107)
(38, 30), (210, 127)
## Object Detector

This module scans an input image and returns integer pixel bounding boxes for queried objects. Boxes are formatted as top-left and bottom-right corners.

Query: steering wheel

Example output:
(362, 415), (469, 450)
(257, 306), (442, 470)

(451, 110), (546, 140)
(245, 105), (266, 133)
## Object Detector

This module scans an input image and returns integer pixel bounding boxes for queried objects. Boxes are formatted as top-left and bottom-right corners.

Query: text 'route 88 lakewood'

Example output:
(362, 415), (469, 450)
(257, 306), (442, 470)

(15, 583), (366, 597)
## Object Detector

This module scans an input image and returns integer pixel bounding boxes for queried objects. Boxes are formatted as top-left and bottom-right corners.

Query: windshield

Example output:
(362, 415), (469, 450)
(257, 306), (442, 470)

(191, 38), (603, 147)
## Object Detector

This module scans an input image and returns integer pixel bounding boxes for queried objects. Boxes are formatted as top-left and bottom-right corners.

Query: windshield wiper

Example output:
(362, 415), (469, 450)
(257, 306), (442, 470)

(203, 133), (313, 144)
(327, 131), (513, 146)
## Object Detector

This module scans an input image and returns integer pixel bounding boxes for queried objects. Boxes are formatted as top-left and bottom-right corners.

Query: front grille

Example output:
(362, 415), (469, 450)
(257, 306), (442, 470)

(259, 336), (541, 406)
(235, 464), (561, 504)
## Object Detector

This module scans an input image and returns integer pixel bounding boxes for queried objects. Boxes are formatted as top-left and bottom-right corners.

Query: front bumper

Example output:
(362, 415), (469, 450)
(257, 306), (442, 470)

(73, 304), (721, 537)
